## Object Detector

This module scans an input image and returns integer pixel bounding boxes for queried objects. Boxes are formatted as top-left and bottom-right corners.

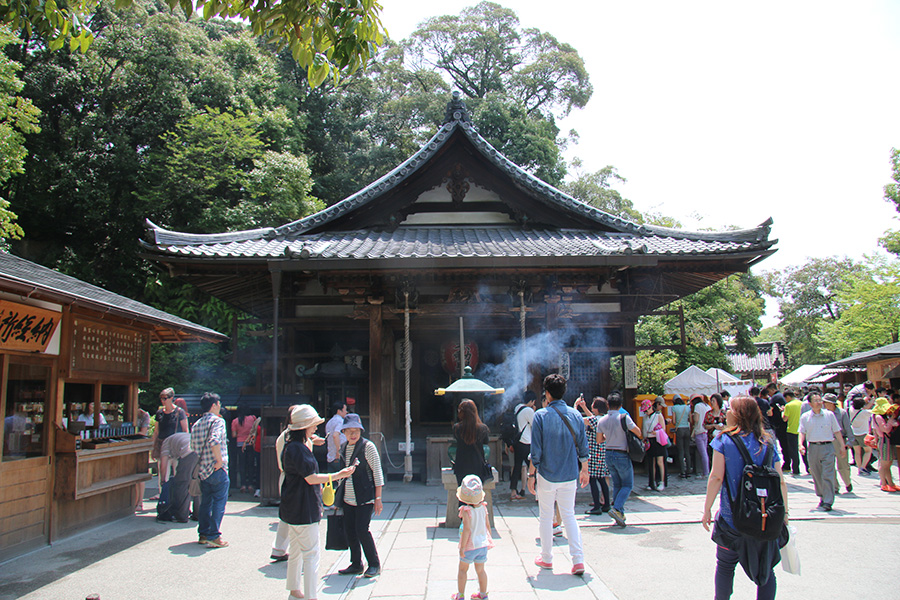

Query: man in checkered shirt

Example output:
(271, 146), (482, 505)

(190, 392), (230, 548)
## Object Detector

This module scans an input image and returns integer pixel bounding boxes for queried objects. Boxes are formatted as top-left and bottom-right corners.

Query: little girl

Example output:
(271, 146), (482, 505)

(454, 474), (492, 600)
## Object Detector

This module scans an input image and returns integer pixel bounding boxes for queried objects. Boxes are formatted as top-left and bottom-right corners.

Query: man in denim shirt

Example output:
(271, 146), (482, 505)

(527, 374), (589, 575)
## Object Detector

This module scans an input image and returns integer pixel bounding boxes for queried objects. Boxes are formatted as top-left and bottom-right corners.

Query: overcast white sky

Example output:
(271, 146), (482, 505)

(379, 0), (900, 287)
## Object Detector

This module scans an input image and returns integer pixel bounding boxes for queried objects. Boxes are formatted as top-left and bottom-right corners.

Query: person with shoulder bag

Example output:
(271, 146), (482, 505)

(702, 396), (790, 600)
(642, 397), (668, 491)
(593, 392), (642, 528)
(526, 374), (590, 575)
(335, 413), (384, 579)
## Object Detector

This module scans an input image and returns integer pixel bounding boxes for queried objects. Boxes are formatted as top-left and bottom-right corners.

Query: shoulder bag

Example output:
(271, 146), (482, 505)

(621, 414), (645, 462)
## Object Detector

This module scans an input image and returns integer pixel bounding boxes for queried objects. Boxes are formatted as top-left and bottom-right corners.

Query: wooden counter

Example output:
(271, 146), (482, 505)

(54, 438), (152, 500)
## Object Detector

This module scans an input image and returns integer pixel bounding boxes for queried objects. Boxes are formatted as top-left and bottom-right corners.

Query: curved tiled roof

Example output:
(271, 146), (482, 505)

(142, 227), (772, 261)
(727, 341), (787, 374)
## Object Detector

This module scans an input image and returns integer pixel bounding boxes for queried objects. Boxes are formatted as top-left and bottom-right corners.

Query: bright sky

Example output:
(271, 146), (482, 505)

(379, 0), (900, 286)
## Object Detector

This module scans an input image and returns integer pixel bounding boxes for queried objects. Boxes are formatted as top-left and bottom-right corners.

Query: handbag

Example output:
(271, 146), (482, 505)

(621, 414), (645, 462)
(322, 474), (335, 506)
(480, 443), (494, 482)
(653, 415), (670, 446)
(781, 524), (800, 575)
(325, 512), (349, 550)
(864, 433), (878, 450)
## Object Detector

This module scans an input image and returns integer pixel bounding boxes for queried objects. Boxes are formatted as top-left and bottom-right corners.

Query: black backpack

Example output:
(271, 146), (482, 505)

(500, 404), (527, 447)
(724, 433), (785, 541)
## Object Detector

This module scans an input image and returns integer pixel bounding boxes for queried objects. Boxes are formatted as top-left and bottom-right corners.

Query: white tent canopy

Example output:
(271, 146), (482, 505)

(706, 367), (740, 382)
(664, 365), (721, 397)
(780, 365), (826, 388)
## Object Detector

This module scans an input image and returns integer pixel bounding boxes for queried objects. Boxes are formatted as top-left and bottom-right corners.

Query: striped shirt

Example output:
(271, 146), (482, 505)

(190, 413), (228, 481)
(342, 440), (384, 506)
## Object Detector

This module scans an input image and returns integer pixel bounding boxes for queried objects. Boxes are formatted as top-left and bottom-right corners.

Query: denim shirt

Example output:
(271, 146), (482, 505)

(531, 400), (589, 483)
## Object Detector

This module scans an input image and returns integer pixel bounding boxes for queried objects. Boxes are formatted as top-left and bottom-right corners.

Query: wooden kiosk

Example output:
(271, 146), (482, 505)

(0, 252), (224, 562)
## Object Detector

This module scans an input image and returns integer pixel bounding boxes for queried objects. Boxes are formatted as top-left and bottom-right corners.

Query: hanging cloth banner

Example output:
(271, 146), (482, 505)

(440, 340), (479, 375)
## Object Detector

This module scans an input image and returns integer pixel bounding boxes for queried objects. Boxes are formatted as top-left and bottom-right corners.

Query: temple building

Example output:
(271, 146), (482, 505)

(141, 94), (776, 478)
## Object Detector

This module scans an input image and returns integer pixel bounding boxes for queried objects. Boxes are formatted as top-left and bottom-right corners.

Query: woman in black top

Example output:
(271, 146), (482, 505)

(281, 405), (354, 600)
(452, 398), (491, 485)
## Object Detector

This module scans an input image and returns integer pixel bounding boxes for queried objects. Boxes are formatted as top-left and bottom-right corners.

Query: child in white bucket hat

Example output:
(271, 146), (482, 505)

(454, 474), (493, 600)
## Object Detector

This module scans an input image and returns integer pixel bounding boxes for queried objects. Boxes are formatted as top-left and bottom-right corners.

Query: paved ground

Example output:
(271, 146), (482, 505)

(1, 466), (897, 600)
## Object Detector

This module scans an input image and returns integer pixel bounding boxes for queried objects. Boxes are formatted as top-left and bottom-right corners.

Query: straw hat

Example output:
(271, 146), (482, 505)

(341, 413), (365, 431)
(289, 404), (325, 430)
(456, 474), (485, 505)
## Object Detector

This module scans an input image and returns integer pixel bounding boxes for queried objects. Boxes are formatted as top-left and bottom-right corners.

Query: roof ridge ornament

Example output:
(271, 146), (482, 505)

(443, 91), (471, 125)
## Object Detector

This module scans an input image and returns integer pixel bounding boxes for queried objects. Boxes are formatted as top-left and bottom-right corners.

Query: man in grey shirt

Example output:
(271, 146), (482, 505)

(595, 392), (642, 527)
(799, 393), (846, 511)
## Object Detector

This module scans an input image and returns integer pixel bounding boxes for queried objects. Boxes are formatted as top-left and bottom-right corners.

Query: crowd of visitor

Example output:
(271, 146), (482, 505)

(135, 376), (900, 600)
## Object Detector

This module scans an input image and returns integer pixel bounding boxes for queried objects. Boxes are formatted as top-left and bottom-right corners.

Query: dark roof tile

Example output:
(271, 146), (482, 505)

(144, 228), (767, 261)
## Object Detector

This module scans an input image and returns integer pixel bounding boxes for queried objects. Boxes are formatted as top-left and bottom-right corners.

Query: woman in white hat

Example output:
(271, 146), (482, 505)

(281, 405), (355, 600)
(335, 413), (384, 578)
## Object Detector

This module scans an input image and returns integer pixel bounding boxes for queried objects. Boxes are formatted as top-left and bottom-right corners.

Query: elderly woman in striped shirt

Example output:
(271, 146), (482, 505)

(336, 413), (385, 579)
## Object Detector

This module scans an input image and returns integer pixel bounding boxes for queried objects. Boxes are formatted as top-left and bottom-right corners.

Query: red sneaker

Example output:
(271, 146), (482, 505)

(571, 563), (585, 576)
(534, 556), (552, 569)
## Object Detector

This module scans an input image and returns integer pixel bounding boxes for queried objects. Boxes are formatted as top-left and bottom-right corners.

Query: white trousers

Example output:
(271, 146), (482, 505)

(272, 472), (289, 555)
(286, 522), (320, 598)
(536, 473), (583, 564)
(273, 520), (290, 554)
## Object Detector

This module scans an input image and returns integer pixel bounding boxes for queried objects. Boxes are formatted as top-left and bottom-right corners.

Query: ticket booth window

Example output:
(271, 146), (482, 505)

(3, 363), (52, 461)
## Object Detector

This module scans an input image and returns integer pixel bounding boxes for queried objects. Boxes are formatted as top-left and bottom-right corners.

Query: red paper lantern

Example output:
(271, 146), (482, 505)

(440, 340), (479, 374)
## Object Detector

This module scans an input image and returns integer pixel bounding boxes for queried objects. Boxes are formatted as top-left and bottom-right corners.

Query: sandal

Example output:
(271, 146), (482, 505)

(471, 593), (489, 599)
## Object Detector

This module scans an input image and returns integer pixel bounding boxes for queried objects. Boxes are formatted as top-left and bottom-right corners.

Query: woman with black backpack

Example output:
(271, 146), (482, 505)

(701, 395), (790, 600)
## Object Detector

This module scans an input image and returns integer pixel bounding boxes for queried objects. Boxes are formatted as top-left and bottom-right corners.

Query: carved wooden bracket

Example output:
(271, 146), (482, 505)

(446, 163), (470, 204)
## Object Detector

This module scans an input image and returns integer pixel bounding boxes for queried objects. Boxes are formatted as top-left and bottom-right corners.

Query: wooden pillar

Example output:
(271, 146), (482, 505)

(545, 294), (561, 378)
(380, 325), (395, 439)
(622, 321), (637, 416)
(270, 268), (282, 405)
(368, 305), (383, 434)
(599, 352), (612, 397)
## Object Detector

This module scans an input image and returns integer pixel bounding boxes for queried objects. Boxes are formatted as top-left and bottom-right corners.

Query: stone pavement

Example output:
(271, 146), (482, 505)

(1, 465), (898, 600)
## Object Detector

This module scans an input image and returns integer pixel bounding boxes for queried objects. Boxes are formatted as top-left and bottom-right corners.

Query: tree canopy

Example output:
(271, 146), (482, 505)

(405, 1), (591, 120)
(0, 0), (385, 86)
(399, 1), (592, 186)
(761, 257), (865, 365)
(0, 25), (39, 243)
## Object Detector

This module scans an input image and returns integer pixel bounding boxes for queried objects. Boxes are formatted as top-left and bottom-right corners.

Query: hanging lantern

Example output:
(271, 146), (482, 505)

(440, 340), (479, 374)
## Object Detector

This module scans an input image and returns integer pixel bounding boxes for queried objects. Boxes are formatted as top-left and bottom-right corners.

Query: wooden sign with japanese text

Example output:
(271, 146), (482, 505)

(71, 318), (150, 380)
(0, 300), (61, 352)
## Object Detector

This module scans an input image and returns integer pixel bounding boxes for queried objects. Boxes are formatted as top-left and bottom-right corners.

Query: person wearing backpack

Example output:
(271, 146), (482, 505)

(507, 391), (536, 500)
(702, 395), (790, 600)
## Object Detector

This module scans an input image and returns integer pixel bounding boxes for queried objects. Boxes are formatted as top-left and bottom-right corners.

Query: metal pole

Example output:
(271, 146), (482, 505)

(459, 316), (465, 378)
(404, 291), (413, 482)
(519, 289), (526, 391)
